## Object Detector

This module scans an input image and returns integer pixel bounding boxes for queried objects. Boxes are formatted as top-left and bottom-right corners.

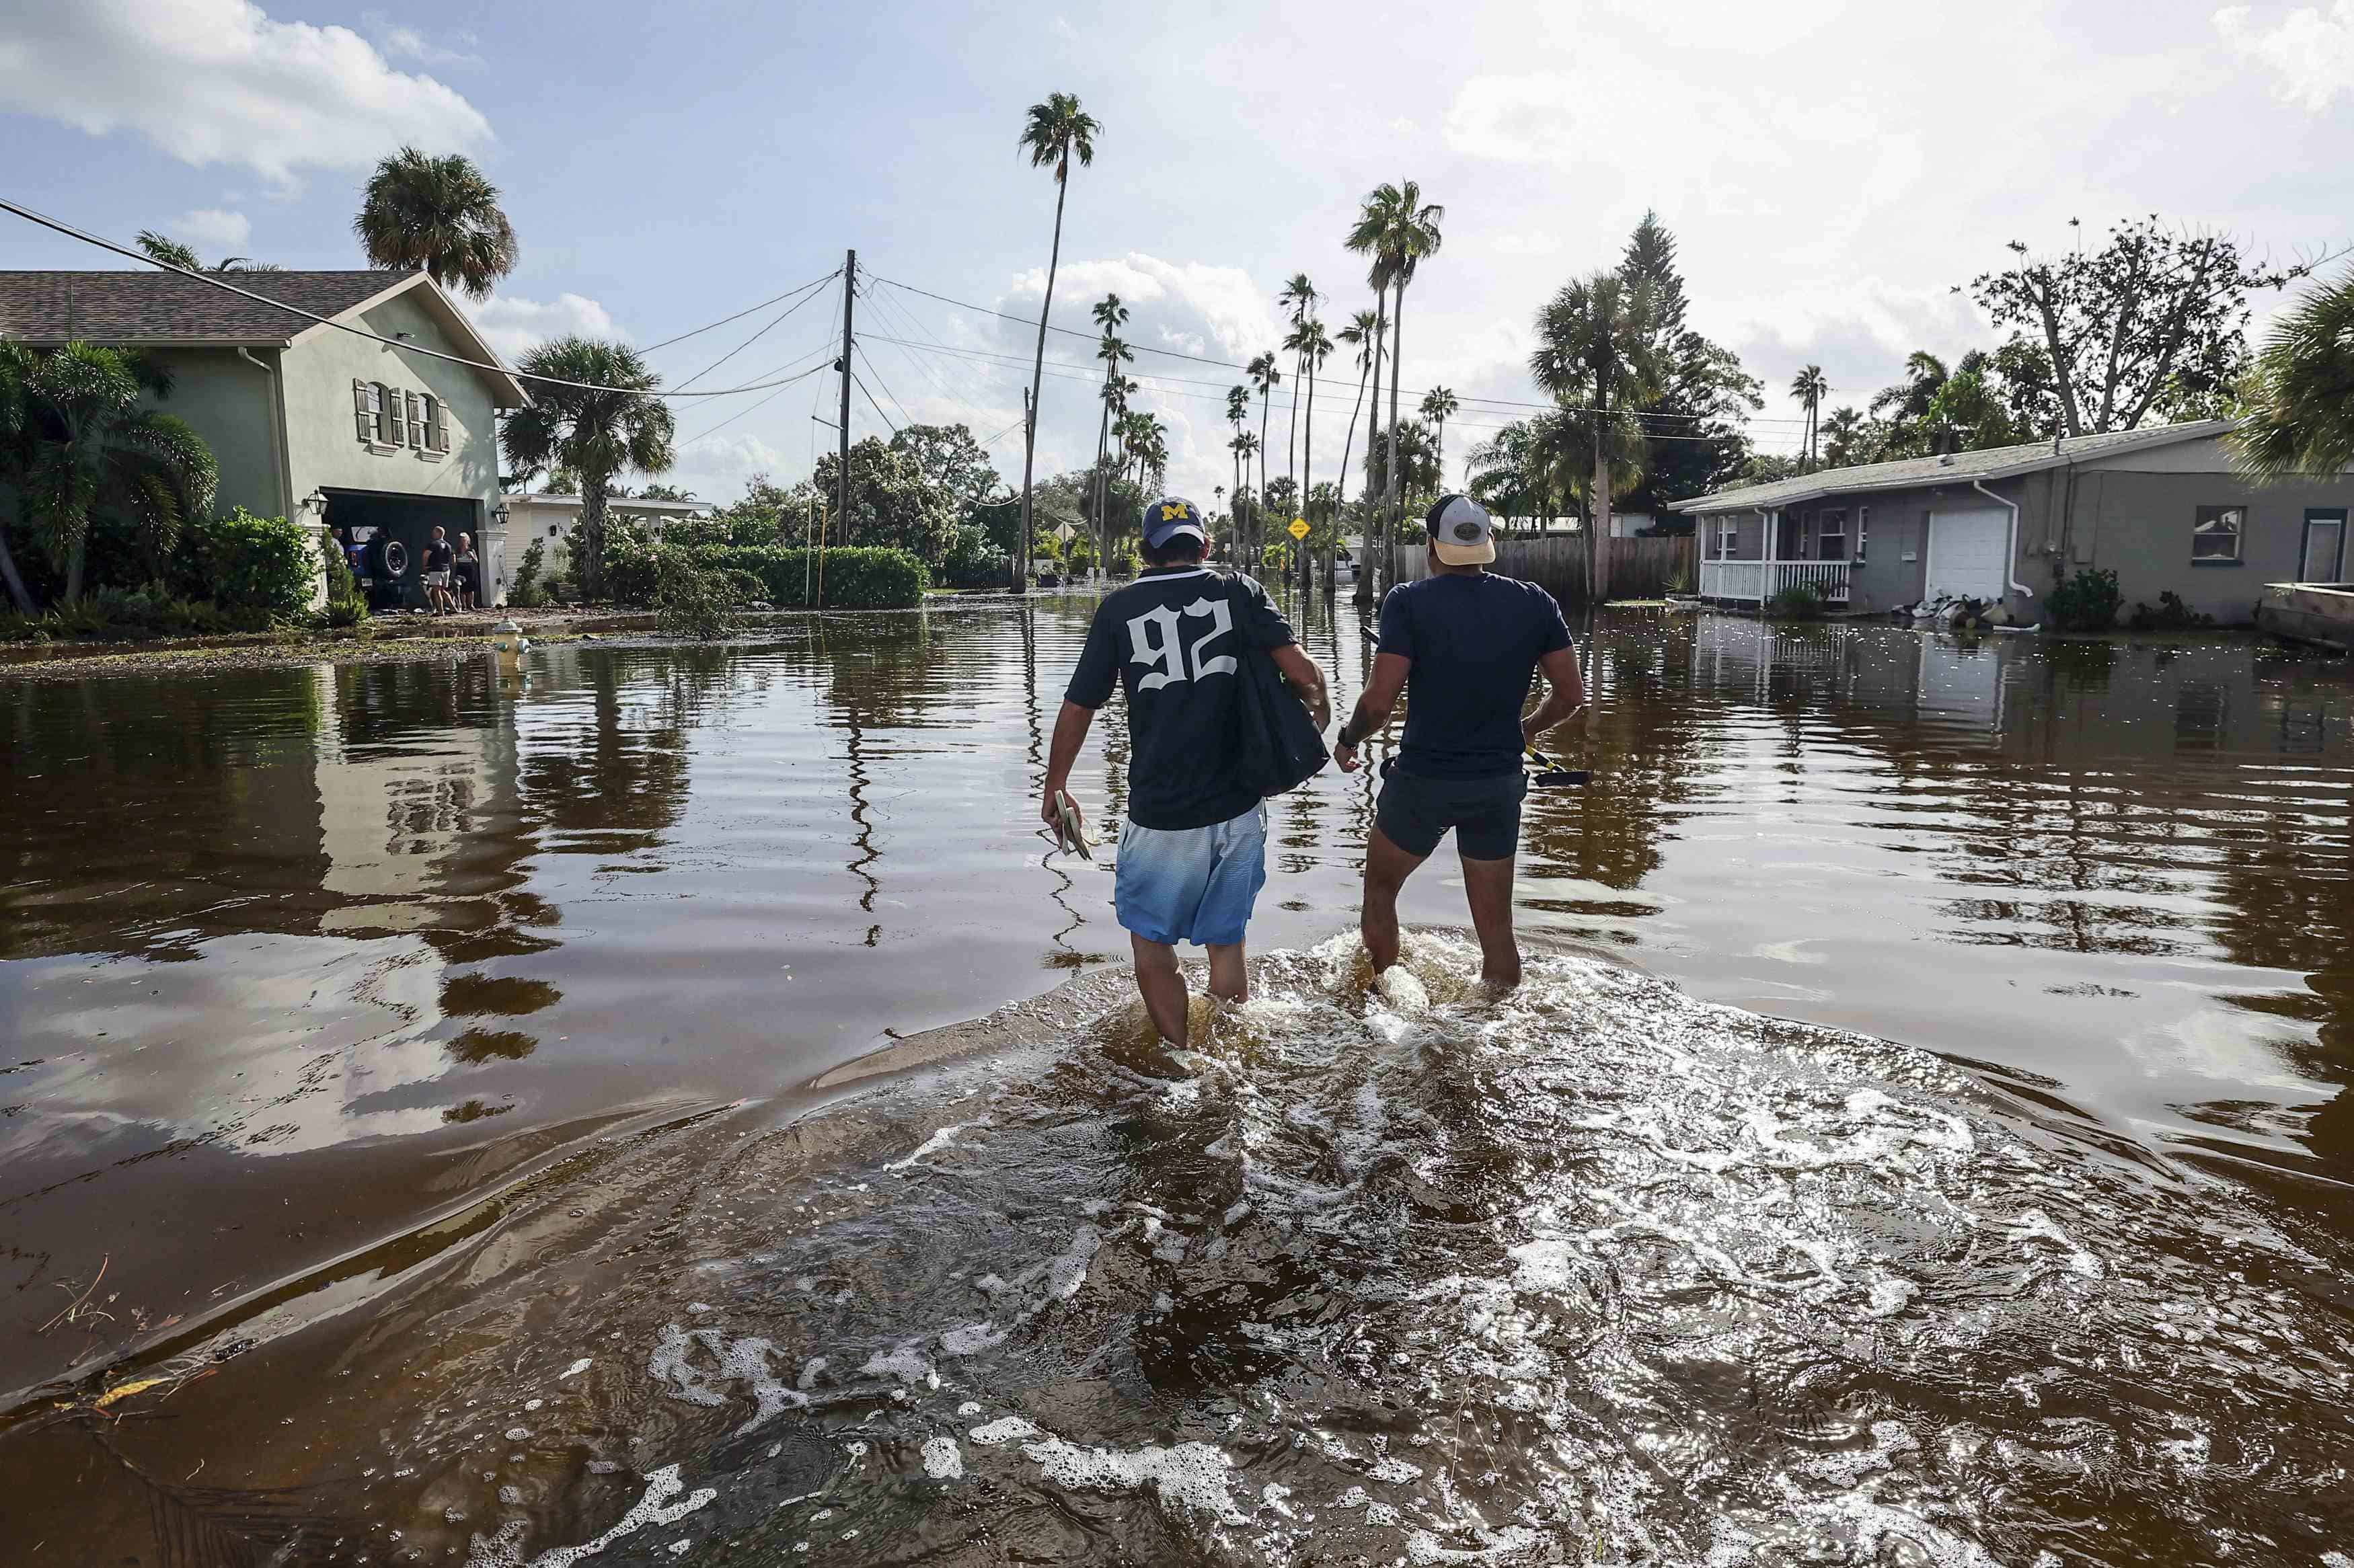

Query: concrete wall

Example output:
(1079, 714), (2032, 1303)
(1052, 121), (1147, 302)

(279, 286), (510, 603)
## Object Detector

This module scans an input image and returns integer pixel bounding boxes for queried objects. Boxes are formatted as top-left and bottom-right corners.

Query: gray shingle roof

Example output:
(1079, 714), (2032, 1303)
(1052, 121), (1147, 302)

(1669, 420), (2237, 513)
(0, 269), (412, 345)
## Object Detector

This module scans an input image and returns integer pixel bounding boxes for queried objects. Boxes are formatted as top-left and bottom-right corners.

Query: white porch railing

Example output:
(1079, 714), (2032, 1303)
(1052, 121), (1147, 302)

(1699, 559), (1852, 604)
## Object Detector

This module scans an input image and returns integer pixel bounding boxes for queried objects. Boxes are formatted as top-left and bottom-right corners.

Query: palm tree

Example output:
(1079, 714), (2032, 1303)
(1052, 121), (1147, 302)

(1235, 430), (1261, 541)
(1820, 406), (1867, 467)
(2231, 265), (2354, 483)
(1226, 384), (1249, 540)
(354, 147), (519, 299)
(1013, 92), (1102, 592)
(1530, 271), (1662, 600)
(1247, 351), (1282, 563)
(1789, 364), (1829, 467)
(134, 231), (280, 272)
(0, 342), (217, 609)
(1290, 318), (1334, 592)
(498, 338), (675, 602)
(1090, 295), (1131, 573)
(1333, 310), (1380, 510)
(1418, 386), (1459, 490)
(1277, 273), (1318, 510)
(1346, 181), (1444, 596)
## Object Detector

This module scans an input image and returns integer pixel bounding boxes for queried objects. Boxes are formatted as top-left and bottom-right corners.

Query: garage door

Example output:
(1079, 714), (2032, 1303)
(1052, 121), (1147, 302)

(1926, 508), (2009, 602)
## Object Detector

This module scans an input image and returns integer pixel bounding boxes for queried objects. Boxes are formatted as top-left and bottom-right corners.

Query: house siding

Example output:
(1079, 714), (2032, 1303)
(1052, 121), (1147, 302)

(137, 348), (287, 520)
(280, 289), (510, 601)
(1695, 450), (2354, 627)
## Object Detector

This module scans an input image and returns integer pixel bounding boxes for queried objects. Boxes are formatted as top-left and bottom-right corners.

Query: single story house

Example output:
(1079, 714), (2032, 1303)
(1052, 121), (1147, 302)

(1, 268), (529, 609)
(501, 491), (707, 581)
(1670, 420), (2353, 625)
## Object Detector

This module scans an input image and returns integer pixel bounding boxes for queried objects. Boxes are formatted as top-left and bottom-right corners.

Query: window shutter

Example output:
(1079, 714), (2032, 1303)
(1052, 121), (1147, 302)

(406, 391), (424, 448)
(354, 379), (373, 444)
(429, 397), (449, 453)
(382, 385), (404, 447)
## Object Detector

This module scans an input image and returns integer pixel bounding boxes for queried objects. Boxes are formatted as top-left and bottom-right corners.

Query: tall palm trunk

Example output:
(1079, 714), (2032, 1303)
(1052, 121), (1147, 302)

(1092, 389), (1112, 576)
(1286, 353), (1301, 533)
(1301, 356), (1316, 596)
(580, 478), (610, 600)
(1383, 281), (1406, 557)
(1230, 440), (1240, 553)
(1017, 165), (1070, 592)
(1591, 370), (1613, 604)
(1358, 288), (1389, 604)
(1256, 390), (1273, 569)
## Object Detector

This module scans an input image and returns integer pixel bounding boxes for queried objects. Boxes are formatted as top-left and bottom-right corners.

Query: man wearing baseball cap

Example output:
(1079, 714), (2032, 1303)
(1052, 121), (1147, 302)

(1044, 496), (1332, 1046)
(1332, 494), (1586, 988)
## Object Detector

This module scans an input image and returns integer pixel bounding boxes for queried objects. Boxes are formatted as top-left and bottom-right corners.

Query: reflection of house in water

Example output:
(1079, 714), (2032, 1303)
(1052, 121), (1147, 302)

(1689, 615), (2011, 735)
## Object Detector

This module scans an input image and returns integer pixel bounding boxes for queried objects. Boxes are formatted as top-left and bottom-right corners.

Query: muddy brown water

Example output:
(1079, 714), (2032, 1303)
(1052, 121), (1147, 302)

(2, 600), (2351, 1565)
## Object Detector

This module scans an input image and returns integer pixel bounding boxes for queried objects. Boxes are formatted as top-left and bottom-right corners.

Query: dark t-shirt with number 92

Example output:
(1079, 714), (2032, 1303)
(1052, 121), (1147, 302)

(1065, 567), (1295, 830)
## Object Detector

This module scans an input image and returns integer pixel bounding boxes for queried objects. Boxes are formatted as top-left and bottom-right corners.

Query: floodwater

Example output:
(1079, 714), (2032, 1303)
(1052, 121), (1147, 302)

(2, 600), (2351, 1565)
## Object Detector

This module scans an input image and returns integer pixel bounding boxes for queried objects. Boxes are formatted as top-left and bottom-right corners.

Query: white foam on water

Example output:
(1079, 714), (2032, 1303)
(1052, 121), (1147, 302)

(648, 1325), (808, 1434)
(558, 1359), (592, 1380)
(467, 1464), (716, 1568)
(858, 1342), (940, 1388)
(921, 1436), (964, 1479)
(969, 1416), (1042, 1445)
(939, 1321), (1008, 1356)
(1020, 1434), (1247, 1526)
(885, 1118), (989, 1172)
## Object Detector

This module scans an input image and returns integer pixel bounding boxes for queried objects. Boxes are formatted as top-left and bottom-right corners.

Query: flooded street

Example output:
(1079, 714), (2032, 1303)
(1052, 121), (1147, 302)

(3, 599), (2351, 1565)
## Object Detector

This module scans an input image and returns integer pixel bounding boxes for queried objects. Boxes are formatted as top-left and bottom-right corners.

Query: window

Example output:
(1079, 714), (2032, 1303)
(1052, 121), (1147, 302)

(1716, 516), (1739, 557)
(422, 395), (446, 453)
(2304, 509), (2347, 583)
(1856, 506), (1869, 564)
(1817, 508), (1848, 563)
(2193, 505), (2244, 562)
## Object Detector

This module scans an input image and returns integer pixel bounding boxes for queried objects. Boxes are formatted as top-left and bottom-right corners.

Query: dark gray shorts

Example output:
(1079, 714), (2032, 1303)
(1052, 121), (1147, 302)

(1375, 767), (1527, 861)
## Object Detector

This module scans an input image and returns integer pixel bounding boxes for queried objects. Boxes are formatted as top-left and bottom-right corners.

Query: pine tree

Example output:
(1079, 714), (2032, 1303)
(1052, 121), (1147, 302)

(1613, 211), (1757, 517)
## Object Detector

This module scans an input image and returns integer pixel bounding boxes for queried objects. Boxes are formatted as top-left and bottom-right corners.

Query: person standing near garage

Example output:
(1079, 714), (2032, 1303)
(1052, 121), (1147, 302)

(422, 525), (456, 615)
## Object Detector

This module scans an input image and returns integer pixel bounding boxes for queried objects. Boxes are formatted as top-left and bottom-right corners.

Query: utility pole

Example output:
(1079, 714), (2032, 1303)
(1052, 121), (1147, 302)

(837, 249), (855, 538)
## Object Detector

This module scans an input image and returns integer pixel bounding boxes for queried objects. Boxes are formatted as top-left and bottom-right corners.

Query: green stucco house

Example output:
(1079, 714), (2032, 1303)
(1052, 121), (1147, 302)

(1, 268), (531, 609)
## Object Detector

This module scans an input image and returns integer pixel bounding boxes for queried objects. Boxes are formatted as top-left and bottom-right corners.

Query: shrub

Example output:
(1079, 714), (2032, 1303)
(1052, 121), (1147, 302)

(1109, 543), (1139, 578)
(2127, 590), (2213, 631)
(633, 545), (927, 609)
(510, 539), (549, 608)
(0, 586), (249, 643)
(317, 526), (368, 627)
(602, 520), (662, 606)
(936, 525), (1005, 590)
(178, 508), (315, 619)
(2047, 568), (2122, 632)
(654, 553), (746, 641)
(1766, 580), (1827, 620)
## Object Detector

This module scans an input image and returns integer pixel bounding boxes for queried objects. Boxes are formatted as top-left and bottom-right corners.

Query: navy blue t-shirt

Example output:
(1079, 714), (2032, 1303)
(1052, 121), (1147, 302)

(1065, 568), (1295, 830)
(1377, 572), (1572, 779)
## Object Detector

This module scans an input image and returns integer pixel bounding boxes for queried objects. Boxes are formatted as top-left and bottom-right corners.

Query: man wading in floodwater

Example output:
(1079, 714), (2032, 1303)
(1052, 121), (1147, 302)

(1044, 497), (1331, 1046)
(1334, 494), (1585, 989)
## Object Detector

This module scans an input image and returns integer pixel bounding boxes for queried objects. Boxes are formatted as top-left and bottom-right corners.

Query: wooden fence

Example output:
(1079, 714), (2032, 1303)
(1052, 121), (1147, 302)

(1390, 533), (1695, 604)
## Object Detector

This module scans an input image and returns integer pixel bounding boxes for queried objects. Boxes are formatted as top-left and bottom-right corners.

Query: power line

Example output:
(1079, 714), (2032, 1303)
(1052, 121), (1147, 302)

(851, 340), (917, 429)
(641, 268), (840, 354)
(0, 196), (836, 400)
(678, 360), (837, 446)
(851, 371), (899, 435)
(671, 274), (841, 391)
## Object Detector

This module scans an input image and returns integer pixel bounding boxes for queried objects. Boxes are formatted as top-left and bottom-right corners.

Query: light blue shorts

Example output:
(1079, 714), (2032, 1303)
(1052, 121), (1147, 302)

(1113, 804), (1268, 947)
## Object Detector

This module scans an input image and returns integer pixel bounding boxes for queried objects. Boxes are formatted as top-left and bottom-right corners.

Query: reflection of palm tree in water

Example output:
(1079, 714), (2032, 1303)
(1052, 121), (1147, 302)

(1020, 602), (1087, 951)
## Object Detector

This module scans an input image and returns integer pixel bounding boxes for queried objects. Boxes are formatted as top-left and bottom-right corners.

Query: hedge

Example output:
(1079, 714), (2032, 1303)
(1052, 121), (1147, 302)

(175, 508), (316, 619)
(610, 541), (927, 610)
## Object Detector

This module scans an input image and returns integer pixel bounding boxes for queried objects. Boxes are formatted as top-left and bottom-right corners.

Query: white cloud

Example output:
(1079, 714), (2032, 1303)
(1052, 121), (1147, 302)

(668, 433), (790, 502)
(171, 207), (251, 254)
(461, 293), (620, 361)
(2215, 1), (2354, 108)
(0, 0), (492, 185)
(363, 12), (484, 69)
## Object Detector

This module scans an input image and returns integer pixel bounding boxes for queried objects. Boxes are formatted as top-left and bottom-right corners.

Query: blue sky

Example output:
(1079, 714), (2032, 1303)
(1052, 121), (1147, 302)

(4, 0), (2348, 504)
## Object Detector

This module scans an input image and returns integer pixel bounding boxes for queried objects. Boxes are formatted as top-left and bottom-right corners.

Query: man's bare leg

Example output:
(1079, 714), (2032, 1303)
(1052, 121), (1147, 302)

(1131, 933), (1190, 1046)
(1361, 826), (1429, 975)
(1459, 851), (1521, 988)
(1205, 941), (1248, 1005)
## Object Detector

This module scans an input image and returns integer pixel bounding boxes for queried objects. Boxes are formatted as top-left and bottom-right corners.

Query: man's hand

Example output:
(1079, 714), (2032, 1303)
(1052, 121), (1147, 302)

(1042, 787), (1079, 836)
(1334, 739), (1363, 774)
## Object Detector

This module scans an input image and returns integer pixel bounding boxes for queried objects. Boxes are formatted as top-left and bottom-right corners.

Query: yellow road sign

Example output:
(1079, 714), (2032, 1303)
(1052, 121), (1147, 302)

(1287, 518), (1311, 540)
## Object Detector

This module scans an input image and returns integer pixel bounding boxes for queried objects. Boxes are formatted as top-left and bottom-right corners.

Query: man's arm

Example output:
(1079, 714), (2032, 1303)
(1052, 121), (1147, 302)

(1041, 700), (1097, 830)
(1269, 643), (1332, 731)
(1331, 651), (1411, 773)
(1521, 645), (1587, 750)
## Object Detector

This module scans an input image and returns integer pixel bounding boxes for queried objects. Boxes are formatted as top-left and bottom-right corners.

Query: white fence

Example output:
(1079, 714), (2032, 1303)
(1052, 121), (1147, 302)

(1699, 559), (1852, 605)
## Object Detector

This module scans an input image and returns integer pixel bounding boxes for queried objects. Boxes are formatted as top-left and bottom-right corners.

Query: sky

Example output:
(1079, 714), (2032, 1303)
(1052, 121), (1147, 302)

(3, 0), (2349, 508)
